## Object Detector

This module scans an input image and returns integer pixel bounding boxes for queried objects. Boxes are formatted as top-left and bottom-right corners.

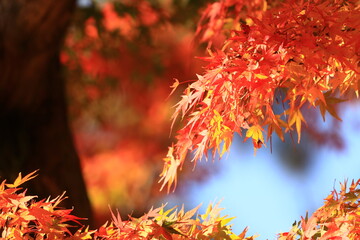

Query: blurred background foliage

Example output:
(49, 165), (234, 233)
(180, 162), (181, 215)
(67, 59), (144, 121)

(64, 0), (212, 225)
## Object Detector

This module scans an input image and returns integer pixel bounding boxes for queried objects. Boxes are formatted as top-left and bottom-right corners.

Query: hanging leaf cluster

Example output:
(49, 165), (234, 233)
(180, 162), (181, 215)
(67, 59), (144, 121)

(160, 0), (360, 192)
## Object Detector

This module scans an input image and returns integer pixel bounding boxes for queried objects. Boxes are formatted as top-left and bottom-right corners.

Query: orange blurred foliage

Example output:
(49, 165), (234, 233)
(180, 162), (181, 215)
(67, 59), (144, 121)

(62, 0), (206, 225)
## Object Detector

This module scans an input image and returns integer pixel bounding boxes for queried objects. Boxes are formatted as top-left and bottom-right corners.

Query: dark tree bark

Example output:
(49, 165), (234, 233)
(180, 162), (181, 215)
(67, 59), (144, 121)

(0, 0), (93, 223)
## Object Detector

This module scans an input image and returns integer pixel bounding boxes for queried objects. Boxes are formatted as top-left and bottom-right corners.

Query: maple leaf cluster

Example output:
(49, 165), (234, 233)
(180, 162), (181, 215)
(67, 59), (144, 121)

(0, 172), (254, 240)
(278, 180), (360, 239)
(96, 202), (253, 240)
(195, 0), (269, 47)
(2, 172), (360, 239)
(160, 0), (360, 192)
(0, 171), (89, 239)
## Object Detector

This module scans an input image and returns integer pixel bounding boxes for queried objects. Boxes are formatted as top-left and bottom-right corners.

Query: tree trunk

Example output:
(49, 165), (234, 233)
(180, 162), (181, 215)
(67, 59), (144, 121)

(0, 0), (93, 224)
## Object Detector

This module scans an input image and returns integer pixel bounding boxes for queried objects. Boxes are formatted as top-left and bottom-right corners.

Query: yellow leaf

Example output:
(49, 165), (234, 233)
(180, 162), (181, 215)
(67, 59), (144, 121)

(159, 147), (181, 193)
(246, 125), (265, 151)
(168, 78), (180, 96)
(5, 170), (38, 188)
(288, 109), (306, 143)
(254, 73), (268, 79)
(246, 125), (264, 143)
